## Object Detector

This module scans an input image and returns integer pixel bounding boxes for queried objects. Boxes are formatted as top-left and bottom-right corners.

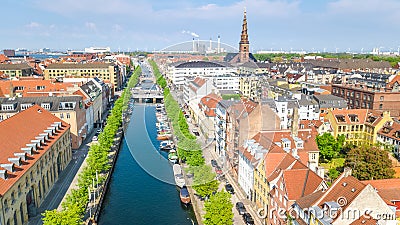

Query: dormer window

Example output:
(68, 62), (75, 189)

(41, 103), (51, 110)
(59, 102), (75, 110)
(36, 85), (45, 90)
(21, 103), (33, 111)
(335, 115), (346, 122)
(1, 104), (15, 111)
(348, 114), (359, 123)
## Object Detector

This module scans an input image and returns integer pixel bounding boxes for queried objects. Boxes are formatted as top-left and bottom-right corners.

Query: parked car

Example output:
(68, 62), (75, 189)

(225, 183), (235, 194)
(236, 202), (247, 215)
(215, 166), (222, 175)
(242, 212), (254, 225)
(92, 135), (98, 142)
(211, 159), (218, 167)
(192, 128), (199, 136)
(96, 129), (102, 134)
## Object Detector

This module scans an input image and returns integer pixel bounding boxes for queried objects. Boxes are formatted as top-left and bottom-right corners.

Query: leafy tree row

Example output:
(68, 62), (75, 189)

(148, 59), (167, 89)
(151, 60), (232, 224)
(42, 67), (140, 224)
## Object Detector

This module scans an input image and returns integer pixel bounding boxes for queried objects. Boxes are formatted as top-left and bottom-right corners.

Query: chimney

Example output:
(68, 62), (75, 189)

(316, 166), (325, 178)
(192, 38), (195, 52)
(343, 167), (352, 177)
(291, 107), (299, 137)
(217, 35), (221, 54)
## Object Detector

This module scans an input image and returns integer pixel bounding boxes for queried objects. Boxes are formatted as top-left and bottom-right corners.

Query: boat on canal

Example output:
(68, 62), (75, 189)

(173, 164), (185, 188)
(168, 149), (178, 163)
(157, 132), (172, 140)
(160, 140), (174, 150)
(180, 186), (191, 204)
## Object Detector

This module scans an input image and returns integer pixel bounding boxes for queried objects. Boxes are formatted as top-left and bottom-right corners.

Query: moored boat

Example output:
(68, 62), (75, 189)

(168, 149), (178, 163)
(160, 140), (174, 150)
(173, 164), (185, 188)
(180, 186), (191, 204)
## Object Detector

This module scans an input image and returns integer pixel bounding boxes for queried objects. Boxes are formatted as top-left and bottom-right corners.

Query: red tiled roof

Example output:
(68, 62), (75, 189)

(0, 79), (74, 97)
(200, 93), (222, 117)
(0, 54), (9, 63)
(378, 120), (400, 141)
(283, 168), (324, 200)
(0, 105), (70, 196)
(329, 109), (385, 126)
(361, 179), (400, 201)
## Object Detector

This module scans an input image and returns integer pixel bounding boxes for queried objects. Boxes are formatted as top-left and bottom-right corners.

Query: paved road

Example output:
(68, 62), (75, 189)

(28, 119), (107, 225)
(168, 86), (263, 225)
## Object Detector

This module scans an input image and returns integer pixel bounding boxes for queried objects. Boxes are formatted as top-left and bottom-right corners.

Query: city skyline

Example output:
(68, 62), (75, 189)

(2, 0), (400, 53)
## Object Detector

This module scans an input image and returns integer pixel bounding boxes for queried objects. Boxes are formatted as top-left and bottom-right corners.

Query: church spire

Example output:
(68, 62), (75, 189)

(239, 8), (250, 63)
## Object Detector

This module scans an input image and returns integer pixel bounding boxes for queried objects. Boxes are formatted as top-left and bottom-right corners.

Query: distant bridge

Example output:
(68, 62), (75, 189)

(131, 89), (163, 104)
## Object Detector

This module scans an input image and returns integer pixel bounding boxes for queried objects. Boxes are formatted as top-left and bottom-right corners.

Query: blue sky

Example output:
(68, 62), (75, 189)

(1, 0), (400, 53)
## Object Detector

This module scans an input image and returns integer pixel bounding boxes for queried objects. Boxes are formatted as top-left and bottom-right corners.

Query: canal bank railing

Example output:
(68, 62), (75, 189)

(86, 125), (125, 224)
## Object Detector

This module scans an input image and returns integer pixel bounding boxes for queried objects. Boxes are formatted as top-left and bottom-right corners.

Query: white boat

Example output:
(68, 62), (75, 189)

(173, 164), (185, 188)
(160, 140), (174, 150)
(174, 174), (186, 188)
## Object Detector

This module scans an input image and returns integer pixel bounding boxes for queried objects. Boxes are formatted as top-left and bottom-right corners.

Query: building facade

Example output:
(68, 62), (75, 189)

(0, 96), (86, 149)
(0, 105), (71, 225)
(43, 63), (124, 92)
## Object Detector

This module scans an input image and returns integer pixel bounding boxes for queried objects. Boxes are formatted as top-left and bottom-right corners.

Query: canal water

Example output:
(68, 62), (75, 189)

(99, 105), (196, 225)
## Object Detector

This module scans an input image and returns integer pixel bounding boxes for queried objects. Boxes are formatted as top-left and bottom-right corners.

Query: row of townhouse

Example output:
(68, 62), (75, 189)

(0, 54), (130, 92)
(0, 105), (72, 225)
(0, 78), (111, 149)
(236, 119), (399, 225)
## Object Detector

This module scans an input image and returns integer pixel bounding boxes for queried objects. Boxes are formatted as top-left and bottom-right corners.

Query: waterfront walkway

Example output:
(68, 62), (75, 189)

(28, 114), (109, 225)
(169, 89), (262, 225)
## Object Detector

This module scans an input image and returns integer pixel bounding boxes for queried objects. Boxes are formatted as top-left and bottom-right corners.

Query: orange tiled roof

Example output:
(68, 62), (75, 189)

(361, 179), (400, 201)
(378, 120), (400, 141)
(0, 79), (74, 97)
(0, 54), (9, 63)
(0, 105), (70, 196)
(200, 93), (222, 117)
(283, 168), (324, 200)
(329, 108), (384, 126)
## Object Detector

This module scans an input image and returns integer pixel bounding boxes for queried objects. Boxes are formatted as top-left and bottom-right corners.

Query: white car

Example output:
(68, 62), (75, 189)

(92, 135), (98, 142)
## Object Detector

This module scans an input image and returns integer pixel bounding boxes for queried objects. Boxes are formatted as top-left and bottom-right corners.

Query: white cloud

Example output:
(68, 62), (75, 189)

(181, 30), (199, 38)
(26, 22), (41, 28)
(85, 22), (97, 31)
(113, 24), (123, 32)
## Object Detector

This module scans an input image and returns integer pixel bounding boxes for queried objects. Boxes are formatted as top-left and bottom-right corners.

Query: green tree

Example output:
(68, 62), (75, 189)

(316, 133), (338, 161)
(203, 191), (233, 225)
(345, 145), (395, 180)
(189, 164), (219, 197)
(42, 205), (82, 225)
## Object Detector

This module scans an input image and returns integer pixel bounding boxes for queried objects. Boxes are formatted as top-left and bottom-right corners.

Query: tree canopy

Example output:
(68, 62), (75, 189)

(203, 191), (233, 225)
(344, 145), (395, 180)
(316, 133), (345, 161)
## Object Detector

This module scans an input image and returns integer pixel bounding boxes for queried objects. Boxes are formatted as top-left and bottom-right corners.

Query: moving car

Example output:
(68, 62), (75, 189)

(211, 159), (218, 167)
(192, 128), (199, 136)
(215, 166), (222, 175)
(236, 202), (247, 215)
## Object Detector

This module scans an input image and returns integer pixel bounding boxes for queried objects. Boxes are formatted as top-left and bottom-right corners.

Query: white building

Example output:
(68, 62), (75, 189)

(166, 61), (237, 87)
(183, 77), (216, 105)
(84, 47), (111, 54)
(238, 139), (267, 200)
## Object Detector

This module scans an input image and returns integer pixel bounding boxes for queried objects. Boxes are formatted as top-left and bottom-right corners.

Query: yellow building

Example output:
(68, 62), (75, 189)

(44, 63), (122, 91)
(239, 75), (260, 101)
(325, 109), (392, 146)
(0, 63), (33, 78)
(0, 105), (71, 225)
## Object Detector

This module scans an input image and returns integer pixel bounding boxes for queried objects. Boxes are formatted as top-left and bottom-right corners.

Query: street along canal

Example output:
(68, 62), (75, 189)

(99, 105), (196, 225)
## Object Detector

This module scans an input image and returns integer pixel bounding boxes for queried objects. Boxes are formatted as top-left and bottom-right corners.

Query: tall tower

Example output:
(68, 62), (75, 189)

(239, 8), (250, 63)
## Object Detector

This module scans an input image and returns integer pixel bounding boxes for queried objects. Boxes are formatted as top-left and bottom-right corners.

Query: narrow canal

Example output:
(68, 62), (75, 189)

(99, 104), (196, 225)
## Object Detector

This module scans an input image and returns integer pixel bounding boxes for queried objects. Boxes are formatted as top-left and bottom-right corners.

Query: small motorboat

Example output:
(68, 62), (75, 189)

(160, 140), (174, 150)
(168, 150), (178, 163)
(180, 186), (191, 204)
